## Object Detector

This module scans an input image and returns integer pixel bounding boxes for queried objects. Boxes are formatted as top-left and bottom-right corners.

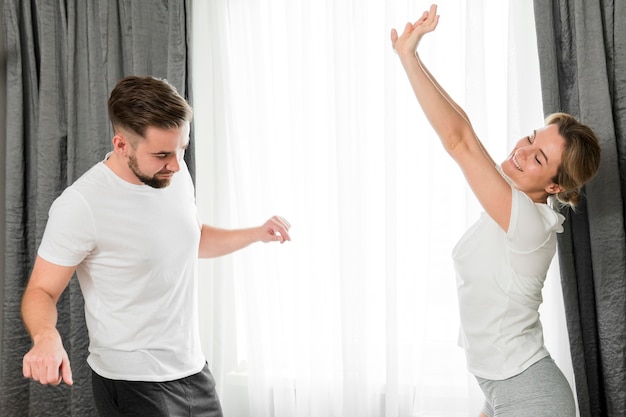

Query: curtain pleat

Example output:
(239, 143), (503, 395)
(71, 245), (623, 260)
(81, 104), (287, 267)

(533, 1), (626, 416)
(1, 1), (192, 415)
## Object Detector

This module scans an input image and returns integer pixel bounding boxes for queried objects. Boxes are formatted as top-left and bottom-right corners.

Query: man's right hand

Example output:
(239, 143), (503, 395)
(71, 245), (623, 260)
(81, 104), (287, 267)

(23, 329), (73, 386)
(21, 256), (77, 386)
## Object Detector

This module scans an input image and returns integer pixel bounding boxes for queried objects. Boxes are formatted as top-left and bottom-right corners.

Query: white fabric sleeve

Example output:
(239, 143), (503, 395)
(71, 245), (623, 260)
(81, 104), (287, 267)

(38, 189), (96, 266)
(507, 187), (564, 253)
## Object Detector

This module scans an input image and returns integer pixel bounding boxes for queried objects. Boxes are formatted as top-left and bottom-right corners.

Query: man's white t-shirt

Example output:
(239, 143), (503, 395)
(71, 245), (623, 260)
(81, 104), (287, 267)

(452, 180), (565, 380)
(38, 156), (205, 381)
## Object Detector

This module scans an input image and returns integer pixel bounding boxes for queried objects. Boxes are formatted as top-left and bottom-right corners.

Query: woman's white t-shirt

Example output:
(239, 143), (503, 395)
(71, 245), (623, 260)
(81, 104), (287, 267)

(452, 181), (565, 380)
(38, 156), (205, 381)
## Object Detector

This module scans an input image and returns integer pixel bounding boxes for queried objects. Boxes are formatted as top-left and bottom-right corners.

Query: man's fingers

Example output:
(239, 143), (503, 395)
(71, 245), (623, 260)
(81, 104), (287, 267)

(23, 359), (32, 379)
(23, 353), (73, 385)
(61, 359), (73, 385)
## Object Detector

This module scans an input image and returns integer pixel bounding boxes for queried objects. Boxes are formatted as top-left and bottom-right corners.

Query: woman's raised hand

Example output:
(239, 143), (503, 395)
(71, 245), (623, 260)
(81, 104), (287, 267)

(391, 4), (439, 58)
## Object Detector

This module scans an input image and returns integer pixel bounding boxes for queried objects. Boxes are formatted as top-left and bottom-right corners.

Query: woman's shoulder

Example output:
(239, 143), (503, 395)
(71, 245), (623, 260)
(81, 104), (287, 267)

(507, 187), (564, 252)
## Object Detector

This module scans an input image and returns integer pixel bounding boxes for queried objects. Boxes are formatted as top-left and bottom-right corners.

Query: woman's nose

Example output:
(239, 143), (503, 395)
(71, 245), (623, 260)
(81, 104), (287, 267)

(516, 146), (530, 160)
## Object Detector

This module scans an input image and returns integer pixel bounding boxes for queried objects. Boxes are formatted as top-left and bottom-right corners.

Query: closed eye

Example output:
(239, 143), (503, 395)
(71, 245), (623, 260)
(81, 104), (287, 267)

(527, 132), (544, 165)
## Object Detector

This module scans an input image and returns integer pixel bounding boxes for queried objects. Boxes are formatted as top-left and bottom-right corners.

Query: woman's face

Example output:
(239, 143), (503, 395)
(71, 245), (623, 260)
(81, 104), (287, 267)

(501, 123), (565, 202)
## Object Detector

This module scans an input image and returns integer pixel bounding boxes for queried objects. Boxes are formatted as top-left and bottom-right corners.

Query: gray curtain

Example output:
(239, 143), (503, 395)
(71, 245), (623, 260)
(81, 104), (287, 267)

(1, 1), (193, 415)
(533, 1), (626, 416)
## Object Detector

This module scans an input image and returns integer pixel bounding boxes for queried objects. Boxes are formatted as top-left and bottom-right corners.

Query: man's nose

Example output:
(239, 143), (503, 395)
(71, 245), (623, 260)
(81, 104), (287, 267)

(166, 155), (181, 172)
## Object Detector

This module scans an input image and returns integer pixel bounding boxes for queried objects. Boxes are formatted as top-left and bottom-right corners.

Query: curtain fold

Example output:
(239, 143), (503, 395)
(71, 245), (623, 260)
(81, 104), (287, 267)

(533, 1), (626, 416)
(1, 1), (192, 415)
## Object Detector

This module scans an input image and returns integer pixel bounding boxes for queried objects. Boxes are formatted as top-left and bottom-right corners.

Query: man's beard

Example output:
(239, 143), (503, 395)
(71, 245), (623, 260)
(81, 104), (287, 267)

(128, 154), (173, 189)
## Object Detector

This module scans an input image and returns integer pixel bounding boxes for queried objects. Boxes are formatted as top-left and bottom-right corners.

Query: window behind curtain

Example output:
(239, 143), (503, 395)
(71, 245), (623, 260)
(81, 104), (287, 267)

(191, 1), (575, 416)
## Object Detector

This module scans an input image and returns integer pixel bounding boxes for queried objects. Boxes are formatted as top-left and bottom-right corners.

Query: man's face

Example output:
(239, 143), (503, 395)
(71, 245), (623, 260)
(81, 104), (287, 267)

(126, 124), (190, 188)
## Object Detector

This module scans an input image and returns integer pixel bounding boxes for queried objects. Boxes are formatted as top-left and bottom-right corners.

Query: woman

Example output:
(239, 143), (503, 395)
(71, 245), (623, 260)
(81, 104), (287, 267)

(391, 5), (601, 417)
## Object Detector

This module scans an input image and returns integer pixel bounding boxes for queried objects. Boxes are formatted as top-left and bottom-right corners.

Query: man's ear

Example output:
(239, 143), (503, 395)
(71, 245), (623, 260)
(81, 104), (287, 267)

(546, 182), (563, 195)
(112, 134), (130, 155)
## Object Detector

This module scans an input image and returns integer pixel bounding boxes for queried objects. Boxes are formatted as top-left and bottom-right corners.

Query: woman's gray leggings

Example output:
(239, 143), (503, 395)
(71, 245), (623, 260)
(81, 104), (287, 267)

(476, 356), (576, 417)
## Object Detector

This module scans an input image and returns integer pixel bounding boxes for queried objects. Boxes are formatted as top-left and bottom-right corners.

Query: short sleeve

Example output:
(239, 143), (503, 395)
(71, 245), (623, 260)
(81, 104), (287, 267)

(507, 187), (565, 253)
(38, 189), (97, 266)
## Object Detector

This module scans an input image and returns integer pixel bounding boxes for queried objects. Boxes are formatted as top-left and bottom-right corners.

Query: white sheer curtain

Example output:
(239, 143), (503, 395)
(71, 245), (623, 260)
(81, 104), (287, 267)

(191, 1), (576, 416)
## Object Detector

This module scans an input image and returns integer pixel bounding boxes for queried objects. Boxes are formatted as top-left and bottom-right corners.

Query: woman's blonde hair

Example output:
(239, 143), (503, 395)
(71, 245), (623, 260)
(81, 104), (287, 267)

(547, 112), (601, 208)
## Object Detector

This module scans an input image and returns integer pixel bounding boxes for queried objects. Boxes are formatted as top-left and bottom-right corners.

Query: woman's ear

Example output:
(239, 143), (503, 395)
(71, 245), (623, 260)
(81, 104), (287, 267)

(546, 182), (563, 195)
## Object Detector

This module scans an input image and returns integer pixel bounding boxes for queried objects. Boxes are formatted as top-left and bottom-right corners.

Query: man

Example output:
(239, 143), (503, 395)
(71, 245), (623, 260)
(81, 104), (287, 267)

(21, 75), (291, 416)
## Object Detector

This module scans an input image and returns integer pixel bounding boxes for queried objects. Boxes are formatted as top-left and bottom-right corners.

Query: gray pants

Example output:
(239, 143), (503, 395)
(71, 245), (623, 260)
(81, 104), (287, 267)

(476, 356), (576, 417)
